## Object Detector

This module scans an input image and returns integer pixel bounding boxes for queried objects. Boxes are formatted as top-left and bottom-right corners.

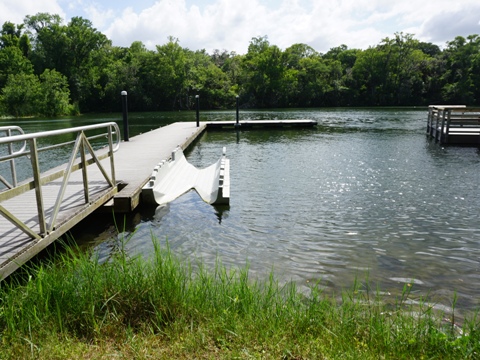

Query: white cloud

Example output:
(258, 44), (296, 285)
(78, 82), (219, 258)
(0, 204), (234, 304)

(84, 4), (116, 29)
(105, 0), (480, 53)
(419, 4), (480, 45)
(102, 0), (264, 52)
(0, 0), (65, 25)
(1, 0), (480, 54)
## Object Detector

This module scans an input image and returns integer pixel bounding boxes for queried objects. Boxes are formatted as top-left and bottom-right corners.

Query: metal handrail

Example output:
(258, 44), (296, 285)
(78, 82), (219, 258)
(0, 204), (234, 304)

(0, 122), (120, 239)
(0, 122), (121, 162)
(0, 126), (26, 188)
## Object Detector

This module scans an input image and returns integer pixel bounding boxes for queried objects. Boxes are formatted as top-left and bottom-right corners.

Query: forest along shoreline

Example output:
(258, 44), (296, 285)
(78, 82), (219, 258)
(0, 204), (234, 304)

(1, 13), (480, 117)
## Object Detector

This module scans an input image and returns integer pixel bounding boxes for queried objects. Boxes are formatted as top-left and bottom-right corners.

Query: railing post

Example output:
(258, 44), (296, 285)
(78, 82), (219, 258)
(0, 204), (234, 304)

(444, 109), (452, 144)
(121, 90), (129, 142)
(108, 125), (116, 186)
(30, 138), (46, 236)
(196, 95), (200, 127)
(79, 134), (90, 203)
(7, 129), (17, 187)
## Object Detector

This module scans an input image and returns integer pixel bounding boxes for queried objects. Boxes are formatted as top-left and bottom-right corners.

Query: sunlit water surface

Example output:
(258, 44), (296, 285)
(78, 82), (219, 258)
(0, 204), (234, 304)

(3, 108), (480, 316)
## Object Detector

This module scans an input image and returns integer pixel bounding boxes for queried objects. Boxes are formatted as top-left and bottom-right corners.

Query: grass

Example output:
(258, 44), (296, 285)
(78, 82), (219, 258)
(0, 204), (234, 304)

(0, 234), (478, 359)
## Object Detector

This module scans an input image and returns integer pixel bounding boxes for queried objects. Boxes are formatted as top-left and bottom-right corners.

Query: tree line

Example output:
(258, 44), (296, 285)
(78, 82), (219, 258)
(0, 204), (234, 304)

(1, 12), (480, 117)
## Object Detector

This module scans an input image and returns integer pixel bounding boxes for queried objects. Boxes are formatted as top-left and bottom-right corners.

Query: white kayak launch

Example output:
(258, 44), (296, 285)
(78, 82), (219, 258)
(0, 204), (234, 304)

(142, 147), (230, 206)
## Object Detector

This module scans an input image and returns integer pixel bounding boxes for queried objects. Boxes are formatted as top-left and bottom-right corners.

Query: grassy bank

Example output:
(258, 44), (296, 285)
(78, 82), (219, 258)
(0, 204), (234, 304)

(0, 236), (478, 359)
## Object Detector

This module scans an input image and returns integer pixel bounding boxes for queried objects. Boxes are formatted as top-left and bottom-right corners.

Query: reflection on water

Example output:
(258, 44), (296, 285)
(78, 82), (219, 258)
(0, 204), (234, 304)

(6, 108), (480, 316)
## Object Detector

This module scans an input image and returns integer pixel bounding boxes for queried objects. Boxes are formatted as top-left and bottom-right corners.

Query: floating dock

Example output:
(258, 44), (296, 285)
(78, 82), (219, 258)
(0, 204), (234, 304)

(427, 105), (480, 146)
(206, 119), (317, 129)
(0, 118), (316, 279)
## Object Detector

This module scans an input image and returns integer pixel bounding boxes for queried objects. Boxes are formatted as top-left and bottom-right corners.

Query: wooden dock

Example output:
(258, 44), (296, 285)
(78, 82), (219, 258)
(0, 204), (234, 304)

(427, 105), (480, 146)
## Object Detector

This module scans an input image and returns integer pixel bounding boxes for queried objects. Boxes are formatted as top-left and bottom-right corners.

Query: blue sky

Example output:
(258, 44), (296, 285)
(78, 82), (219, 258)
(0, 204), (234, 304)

(2, 0), (480, 54)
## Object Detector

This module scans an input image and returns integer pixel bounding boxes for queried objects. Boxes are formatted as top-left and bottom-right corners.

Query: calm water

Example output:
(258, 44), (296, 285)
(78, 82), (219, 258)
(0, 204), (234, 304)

(3, 108), (480, 315)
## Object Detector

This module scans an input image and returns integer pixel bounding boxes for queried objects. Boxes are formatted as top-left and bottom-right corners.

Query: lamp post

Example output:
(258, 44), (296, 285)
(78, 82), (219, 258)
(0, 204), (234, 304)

(235, 95), (240, 127)
(196, 95), (200, 127)
(121, 90), (129, 141)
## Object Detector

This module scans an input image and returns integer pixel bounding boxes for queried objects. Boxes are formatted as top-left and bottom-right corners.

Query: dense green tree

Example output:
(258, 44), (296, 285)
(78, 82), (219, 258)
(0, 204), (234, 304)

(220, 52), (242, 96)
(351, 33), (433, 105)
(188, 50), (235, 109)
(324, 45), (360, 105)
(0, 21), (33, 90)
(298, 55), (337, 106)
(1, 12), (480, 115)
(1, 21), (30, 56)
(470, 52), (480, 104)
(383, 33), (430, 105)
(37, 69), (71, 116)
(101, 42), (144, 111)
(0, 73), (40, 117)
(24, 13), (109, 111)
(325, 45), (359, 70)
(0, 46), (34, 88)
(351, 46), (387, 105)
(280, 43), (315, 106)
(441, 35), (480, 104)
(24, 13), (65, 72)
(152, 37), (190, 109)
(64, 17), (110, 110)
(241, 36), (285, 107)
(416, 41), (441, 57)
(1, 22), (21, 48)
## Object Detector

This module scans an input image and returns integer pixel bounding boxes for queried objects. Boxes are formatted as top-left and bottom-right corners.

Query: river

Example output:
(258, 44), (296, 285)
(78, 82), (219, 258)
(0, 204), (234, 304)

(3, 108), (480, 316)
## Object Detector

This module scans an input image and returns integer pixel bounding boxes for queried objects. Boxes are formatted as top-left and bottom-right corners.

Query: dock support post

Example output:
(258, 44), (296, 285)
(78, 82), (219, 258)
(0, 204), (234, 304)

(235, 95), (240, 128)
(121, 90), (129, 142)
(196, 95), (200, 127)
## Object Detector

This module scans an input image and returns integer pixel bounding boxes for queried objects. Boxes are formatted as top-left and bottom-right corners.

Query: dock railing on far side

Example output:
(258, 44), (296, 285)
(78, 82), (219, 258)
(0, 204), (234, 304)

(427, 105), (466, 140)
(0, 122), (121, 240)
(427, 105), (480, 145)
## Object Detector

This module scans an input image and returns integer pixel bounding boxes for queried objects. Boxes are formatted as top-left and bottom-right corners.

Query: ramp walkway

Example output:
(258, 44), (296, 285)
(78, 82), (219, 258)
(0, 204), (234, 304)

(0, 123), (120, 279)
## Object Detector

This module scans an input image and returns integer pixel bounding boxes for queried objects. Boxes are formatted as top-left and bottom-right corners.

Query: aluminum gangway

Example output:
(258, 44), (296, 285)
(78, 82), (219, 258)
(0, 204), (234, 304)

(0, 123), (120, 279)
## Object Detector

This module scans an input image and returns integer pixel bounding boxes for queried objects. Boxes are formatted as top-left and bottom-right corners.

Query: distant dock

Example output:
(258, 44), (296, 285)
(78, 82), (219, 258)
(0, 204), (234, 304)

(206, 119), (317, 129)
(427, 105), (480, 146)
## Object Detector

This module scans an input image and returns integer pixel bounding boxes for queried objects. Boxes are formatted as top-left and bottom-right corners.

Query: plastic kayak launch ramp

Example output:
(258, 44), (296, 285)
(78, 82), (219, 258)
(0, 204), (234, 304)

(142, 147), (230, 206)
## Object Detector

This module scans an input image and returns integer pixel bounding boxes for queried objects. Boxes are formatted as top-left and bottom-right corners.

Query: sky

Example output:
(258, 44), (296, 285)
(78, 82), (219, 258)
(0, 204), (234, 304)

(1, 0), (480, 54)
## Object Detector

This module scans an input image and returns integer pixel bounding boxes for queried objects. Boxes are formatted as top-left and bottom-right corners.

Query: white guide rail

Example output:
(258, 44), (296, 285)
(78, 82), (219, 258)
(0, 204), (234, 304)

(142, 147), (230, 206)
